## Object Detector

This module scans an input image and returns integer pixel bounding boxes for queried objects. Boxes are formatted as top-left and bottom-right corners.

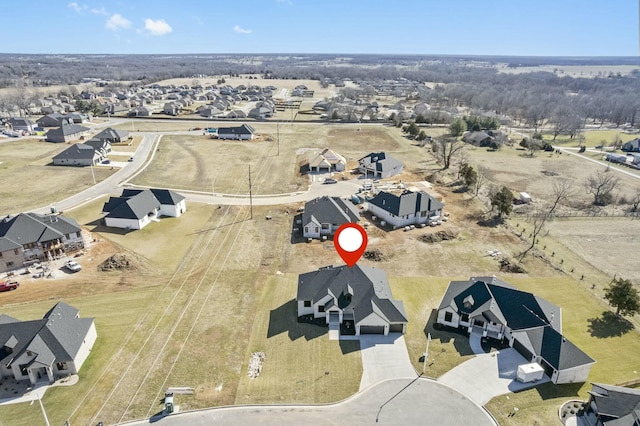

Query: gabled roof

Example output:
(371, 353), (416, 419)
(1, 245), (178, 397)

(93, 127), (129, 141)
(52, 143), (98, 161)
(102, 190), (161, 220)
(217, 124), (255, 135)
(368, 190), (443, 217)
(46, 123), (89, 138)
(303, 196), (359, 227)
(0, 236), (22, 252)
(589, 383), (640, 424)
(84, 138), (109, 151)
(297, 264), (407, 324)
(0, 213), (81, 245)
(463, 131), (493, 144)
(121, 188), (185, 206)
(512, 326), (595, 370)
(308, 148), (346, 168)
(0, 302), (94, 368)
(359, 152), (403, 174)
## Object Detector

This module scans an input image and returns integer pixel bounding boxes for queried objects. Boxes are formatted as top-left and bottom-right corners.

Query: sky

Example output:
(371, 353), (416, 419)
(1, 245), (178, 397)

(0, 0), (637, 56)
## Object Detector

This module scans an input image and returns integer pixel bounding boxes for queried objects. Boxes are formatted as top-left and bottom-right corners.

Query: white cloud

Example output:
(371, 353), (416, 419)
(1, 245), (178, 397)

(142, 19), (173, 36)
(68, 2), (87, 13)
(233, 25), (252, 34)
(106, 13), (132, 31)
(91, 7), (109, 16)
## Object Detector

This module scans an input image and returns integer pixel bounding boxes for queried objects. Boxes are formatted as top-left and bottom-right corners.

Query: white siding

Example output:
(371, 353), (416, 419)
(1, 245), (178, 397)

(356, 312), (389, 335)
(71, 321), (97, 374)
(554, 363), (594, 384)
(104, 216), (145, 230)
(437, 308), (460, 328)
(303, 222), (321, 239)
(297, 300), (314, 316)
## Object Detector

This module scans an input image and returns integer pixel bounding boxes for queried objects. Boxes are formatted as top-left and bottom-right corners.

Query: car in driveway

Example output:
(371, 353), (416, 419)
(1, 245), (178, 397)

(0, 281), (19, 292)
(324, 178), (338, 184)
(65, 260), (82, 273)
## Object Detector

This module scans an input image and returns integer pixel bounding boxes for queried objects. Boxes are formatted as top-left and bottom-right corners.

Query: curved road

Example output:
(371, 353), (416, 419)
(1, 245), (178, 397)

(121, 378), (496, 426)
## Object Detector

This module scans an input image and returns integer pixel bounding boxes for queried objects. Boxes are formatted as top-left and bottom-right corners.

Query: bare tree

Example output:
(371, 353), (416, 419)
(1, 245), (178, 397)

(520, 179), (573, 259)
(456, 149), (470, 179)
(585, 170), (620, 206)
(436, 135), (465, 170)
(474, 166), (489, 196)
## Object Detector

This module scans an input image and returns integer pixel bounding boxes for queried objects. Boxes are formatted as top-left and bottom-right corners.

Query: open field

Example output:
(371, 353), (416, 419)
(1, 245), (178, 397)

(235, 274), (362, 404)
(0, 138), (116, 216)
(497, 64), (639, 77)
(547, 129), (638, 148)
(463, 142), (640, 205)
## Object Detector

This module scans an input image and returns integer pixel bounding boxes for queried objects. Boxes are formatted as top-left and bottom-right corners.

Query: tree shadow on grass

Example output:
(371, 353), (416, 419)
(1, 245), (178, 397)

(477, 216), (505, 227)
(587, 311), (634, 338)
(423, 309), (474, 357)
(267, 299), (327, 341)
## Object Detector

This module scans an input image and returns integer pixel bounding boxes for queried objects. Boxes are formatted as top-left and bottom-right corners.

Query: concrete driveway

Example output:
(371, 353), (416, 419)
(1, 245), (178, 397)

(358, 334), (417, 391)
(438, 348), (550, 405)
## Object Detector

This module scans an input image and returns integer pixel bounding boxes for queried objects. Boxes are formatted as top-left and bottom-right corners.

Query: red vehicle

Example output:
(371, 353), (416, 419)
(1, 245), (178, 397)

(0, 281), (19, 292)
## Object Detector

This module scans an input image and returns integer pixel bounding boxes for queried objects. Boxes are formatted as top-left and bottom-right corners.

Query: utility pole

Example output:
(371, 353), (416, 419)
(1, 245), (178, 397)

(37, 392), (50, 426)
(248, 164), (253, 220)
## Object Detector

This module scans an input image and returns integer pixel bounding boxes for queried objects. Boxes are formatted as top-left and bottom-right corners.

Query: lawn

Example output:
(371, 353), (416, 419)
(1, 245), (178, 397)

(235, 274), (362, 404)
(67, 197), (218, 273)
(545, 129), (637, 148)
(486, 276), (640, 426)
(0, 138), (115, 216)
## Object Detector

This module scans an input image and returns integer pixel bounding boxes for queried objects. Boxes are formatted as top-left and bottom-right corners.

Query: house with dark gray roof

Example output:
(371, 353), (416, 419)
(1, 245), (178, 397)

(0, 302), (97, 385)
(93, 127), (130, 144)
(0, 213), (84, 263)
(84, 138), (111, 156)
(462, 131), (494, 147)
(102, 188), (186, 230)
(45, 123), (89, 143)
(358, 152), (403, 178)
(302, 196), (360, 240)
(297, 264), (407, 336)
(622, 138), (640, 153)
(52, 143), (103, 166)
(584, 382), (640, 425)
(367, 190), (443, 228)
(437, 276), (595, 384)
(7, 117), (35, 133)
(216, 124), (256, 140)
(0, 237), (25, 274)
(36, 113), (72, 128)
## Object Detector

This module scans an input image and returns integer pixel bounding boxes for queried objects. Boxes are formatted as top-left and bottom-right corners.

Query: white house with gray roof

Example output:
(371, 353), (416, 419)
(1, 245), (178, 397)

(302, 196), (360, 240)
(367, 190), (443, 228)
(102, 188), (186, 230)
(0, 302), (96, 385)
(297, 264), (407, 336)
(45, 123), (89, 143)
(0, 213), (84, 264)
(93, 127), (130, 144)
(216, 124), (256, 140)
(358, 152), (403, 178)
(436, 276), (595, 384)
(0, 237), (26, 274)
(307, 148), (347, 173)
(52, 143), (103, 166)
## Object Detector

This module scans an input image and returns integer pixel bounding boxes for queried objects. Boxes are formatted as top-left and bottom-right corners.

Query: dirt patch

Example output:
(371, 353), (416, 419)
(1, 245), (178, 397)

(98, 254), (140, 272)
(363, 248), (389, 262)
(418, 229), (459, 244)
(499, 257), (526, 273)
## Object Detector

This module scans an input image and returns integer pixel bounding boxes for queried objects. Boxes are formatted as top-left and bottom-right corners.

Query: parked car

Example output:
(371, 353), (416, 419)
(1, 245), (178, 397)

(0, 281), (19, 292)
(65, 260), (82, 273)
(323, 178), (338, 184)
(102, 159), (111, 164)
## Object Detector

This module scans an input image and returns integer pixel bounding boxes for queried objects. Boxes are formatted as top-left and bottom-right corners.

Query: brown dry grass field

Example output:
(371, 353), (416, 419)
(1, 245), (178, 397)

(1, 122), (639, 425)
(0, 138), (116, 216)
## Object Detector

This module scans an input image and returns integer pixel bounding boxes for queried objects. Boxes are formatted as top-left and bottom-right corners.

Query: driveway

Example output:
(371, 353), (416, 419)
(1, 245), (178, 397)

(358, 334), (417, 391)
(438, 348), (550, 405)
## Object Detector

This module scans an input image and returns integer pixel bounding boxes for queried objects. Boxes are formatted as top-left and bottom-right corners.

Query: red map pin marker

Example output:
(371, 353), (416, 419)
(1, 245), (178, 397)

(334, 223), (368, 267)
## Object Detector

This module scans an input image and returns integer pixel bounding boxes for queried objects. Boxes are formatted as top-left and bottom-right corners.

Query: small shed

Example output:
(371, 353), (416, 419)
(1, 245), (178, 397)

(517, 362), (545, 383)
(519, 192), (532, 204)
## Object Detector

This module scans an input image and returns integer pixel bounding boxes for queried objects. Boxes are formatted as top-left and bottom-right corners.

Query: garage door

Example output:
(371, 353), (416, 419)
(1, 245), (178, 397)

(540, 359), (555, 377)
(360, 325), (385, 334)
(513, 339), (533, 361)
(389, 324), (404, 333)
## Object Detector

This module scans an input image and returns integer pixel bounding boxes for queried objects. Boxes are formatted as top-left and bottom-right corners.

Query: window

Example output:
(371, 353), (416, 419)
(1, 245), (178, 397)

(26, 351), (33, 357)
(461, 314), (469, 323)
(303, 300), (311, 308)
(56, 362), (67, 371)
(14, 248), (19, 255)
(19, 364), (28, 376)
(6, 262), (14, 268)
(318, 305), (325, 313)
(444, 311), (453, 322)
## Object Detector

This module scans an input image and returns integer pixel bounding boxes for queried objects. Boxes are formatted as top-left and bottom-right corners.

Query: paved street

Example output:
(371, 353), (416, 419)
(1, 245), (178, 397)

(120, 378), (496, 426)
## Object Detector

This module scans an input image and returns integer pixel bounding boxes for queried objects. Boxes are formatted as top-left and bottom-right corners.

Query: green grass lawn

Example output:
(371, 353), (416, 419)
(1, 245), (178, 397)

(485, 276), (640, 425)
(235, 274), (362, 404)
(546, 129), (637, 148)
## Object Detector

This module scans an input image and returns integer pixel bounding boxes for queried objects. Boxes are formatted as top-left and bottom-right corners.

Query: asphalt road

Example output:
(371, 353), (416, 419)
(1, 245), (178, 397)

(120, 378), (496, 426)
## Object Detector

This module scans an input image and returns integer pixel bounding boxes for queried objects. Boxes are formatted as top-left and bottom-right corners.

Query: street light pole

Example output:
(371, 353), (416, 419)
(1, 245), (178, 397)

(38, 392), (50, 426)
(90, 163), (96, 185)
(423, 332), (431, 375)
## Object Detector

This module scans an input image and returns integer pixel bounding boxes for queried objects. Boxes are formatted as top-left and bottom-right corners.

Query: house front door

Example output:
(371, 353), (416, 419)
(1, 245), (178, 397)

(329, 312), (339, 323)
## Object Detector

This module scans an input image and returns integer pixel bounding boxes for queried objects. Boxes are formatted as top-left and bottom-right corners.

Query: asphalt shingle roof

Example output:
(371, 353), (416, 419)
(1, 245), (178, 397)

(589, 383), (640, 424)
(297, 264), (407, 324)
(303, 196), (359, 228)
(93, 127), (129, 141)
(368, 190), (443, 217)
(0, 213), (81, 245)
(52, 143), (97, 161)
